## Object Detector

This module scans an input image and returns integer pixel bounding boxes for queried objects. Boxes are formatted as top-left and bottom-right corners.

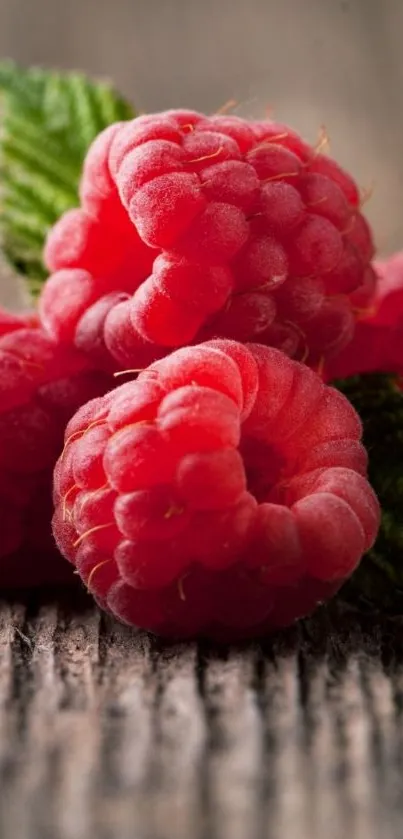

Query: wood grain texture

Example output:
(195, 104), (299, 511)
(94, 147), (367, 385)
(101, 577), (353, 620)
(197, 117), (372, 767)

(0, 592), (403, 839)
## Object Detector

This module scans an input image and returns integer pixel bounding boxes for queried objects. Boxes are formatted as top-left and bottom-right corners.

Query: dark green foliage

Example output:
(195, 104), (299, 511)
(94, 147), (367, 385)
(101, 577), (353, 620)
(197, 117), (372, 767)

(336, 374), (403, 611)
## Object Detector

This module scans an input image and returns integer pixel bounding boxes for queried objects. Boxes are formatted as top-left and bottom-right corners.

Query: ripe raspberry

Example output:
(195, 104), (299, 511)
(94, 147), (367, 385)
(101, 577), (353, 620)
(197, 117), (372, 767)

(0, 308), (38, 336)
(0, 309), (112, 587)
(326, 253), (403, 380)
(40, 111), (375, 372)
(52, 340), (379, 640)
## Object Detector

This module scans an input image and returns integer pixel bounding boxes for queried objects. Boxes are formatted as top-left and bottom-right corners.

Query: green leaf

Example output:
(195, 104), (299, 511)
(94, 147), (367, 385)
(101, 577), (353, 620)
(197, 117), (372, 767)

(335, 373), (403, 612)
(0, 61), (135, 297)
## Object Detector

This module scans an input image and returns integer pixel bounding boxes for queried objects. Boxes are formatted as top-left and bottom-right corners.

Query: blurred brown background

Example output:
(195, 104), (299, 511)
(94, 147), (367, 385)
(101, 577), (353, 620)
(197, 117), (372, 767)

(0, 0), (402, 305)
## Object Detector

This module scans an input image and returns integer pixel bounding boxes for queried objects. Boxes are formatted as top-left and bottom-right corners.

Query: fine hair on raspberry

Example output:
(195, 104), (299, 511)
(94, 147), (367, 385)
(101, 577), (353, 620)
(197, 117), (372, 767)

(39, 110), (376, 375)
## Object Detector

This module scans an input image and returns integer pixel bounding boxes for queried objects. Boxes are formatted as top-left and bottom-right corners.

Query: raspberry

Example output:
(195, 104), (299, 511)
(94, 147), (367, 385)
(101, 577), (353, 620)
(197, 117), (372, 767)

(326, 255), (403, 380)
(52, 340), (379, 640)
(0, 308), (38, 336)
(39, 111), (375, 372)
(371, 253), (403, 326)
(0, 309), (112, 587)
(79, 122), (127, 226)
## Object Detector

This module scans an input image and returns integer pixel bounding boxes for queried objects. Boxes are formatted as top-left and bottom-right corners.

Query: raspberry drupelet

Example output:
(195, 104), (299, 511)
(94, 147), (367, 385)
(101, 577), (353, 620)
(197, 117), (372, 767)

(52, 340), (380, 640)
(0, 309), (112, 587)
(40, 111), (376, 373)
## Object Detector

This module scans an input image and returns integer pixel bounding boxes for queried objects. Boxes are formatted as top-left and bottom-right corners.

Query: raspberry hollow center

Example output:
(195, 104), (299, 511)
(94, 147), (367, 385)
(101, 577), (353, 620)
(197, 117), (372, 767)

(240, 437), (287, 503)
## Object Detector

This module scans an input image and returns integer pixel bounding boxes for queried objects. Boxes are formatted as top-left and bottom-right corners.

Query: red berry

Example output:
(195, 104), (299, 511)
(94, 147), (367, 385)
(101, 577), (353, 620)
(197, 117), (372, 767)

(200, 159), (259, 210)
(308, 154), (360, 206)
(109, 115), (182, 179)
(371, 254), (403, 326)
(129, 276), (205, 347)
(128, 172), (206, 248)
(52, 340), (379, 640)
(0, 308), (38, 336)
(39, 269), (103, 343)
(200, 116), (256, 153)
(39, 111), (376, 371)
(298, 172), (351, 228)
(153, 253), (233, 314)
(252, 120), (314, 162)
(204, 292), (276, 342)
(259, 181), (305, 235)
(117, 140), (183, 201)
(44, 208), (131, 276)
(325, 254), (403, 380)
(232, 234), (288, 292)
(288, 214), (343, 275)
(293, 493), (365, 581)
(79, 123), (126, 225)
(247, 143), (301, 182)
(0, 310), (112, 587)
(103, 300), (165, 369)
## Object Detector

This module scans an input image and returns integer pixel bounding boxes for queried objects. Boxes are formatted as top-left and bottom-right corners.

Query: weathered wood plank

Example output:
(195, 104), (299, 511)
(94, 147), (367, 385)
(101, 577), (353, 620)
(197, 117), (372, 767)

(0, 594), (402, 838)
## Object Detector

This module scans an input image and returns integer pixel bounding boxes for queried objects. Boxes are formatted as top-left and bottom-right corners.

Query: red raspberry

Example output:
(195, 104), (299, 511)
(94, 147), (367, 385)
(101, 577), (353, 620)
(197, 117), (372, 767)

(0, 308), (38, 336)
(371, 253), (403, 325)
(52, 340), (379, 640)
(326, 254), (403, 380)
(39, 111), (375, 372)
(0, 309), (112, 587)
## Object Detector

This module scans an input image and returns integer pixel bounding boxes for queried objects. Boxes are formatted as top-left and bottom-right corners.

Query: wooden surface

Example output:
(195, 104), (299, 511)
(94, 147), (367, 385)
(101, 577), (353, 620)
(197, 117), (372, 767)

(0, 591), (403, 839)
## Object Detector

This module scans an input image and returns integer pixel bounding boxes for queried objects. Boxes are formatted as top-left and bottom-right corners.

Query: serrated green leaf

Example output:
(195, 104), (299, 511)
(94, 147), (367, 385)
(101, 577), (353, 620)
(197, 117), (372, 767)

(336, 373), (403, 612)
(0, 61), (135, 299)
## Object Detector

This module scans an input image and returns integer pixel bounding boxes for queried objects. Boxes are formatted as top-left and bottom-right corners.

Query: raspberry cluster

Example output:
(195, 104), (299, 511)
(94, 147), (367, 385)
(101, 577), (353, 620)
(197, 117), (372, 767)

(39, 111), (376, 373)
(0, 109), (385, 637)
(52, 341), (379, 640)
(0, 309), (112, 586)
